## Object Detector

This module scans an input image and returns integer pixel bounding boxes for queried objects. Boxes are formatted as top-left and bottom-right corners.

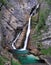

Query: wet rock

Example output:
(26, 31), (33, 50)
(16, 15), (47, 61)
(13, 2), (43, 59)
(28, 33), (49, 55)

(15, 24), (27, 48)
(29, 48), (41, 56)
(28, 43), (41, 55)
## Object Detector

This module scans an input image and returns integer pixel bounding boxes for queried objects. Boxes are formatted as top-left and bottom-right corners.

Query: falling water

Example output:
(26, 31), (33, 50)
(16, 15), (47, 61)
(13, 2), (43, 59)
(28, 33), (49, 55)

(12, 32), (21, 49)
(12, 16), (32, 50)
(19, 14), (32, 51)
(12, 4), (39, 50)
(19, 4), (39, 51)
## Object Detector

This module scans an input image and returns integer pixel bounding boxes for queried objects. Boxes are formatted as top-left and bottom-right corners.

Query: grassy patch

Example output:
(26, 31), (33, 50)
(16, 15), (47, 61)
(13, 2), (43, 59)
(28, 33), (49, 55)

(32, 33), (42, 40)
(0, 55), (21, 65)
(36, 8), (50, 32)
(0, 55), (8, 65)
(41, 47), (51, 55)
(45, 0), (51, 6)
(11, 59), (21, 65)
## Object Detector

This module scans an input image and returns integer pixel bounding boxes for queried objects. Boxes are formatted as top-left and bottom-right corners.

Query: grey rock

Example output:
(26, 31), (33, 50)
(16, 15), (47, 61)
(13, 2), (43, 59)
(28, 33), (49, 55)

(0, 0), (38, 49)
(41, 13), (51, 47)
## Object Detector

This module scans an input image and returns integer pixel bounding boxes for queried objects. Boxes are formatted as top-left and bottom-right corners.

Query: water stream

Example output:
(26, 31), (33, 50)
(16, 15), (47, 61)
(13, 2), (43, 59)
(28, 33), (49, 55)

(12, 4), (39, 51)
(12, 32), (21, 49)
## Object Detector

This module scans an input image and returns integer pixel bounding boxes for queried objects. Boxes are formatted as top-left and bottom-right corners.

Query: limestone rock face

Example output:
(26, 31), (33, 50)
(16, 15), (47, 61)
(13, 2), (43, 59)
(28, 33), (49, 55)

(0, 0), (38, 49)
(41, 13), (51, 48)
(15, 25), (27, 49)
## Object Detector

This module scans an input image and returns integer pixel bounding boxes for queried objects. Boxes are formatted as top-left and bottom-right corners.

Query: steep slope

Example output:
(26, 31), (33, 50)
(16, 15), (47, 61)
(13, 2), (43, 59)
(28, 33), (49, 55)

(0, 0), (39, 65)
(0, 0), (38, 49)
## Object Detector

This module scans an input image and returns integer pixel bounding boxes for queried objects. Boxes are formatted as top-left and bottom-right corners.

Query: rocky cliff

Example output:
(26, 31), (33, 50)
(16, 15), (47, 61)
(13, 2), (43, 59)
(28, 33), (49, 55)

(0, 0), (38, 65)
(0, 0), (38, 49)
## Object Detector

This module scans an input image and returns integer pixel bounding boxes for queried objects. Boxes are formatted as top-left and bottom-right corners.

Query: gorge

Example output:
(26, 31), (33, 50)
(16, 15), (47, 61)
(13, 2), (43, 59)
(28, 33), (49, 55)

(9, 4), (41, 64)
(0, 0), (51, 65)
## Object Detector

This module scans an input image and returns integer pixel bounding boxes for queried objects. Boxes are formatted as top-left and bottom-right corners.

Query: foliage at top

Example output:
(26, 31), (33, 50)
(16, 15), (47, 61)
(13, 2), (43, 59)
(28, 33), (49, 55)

(0, 0), (7, 5)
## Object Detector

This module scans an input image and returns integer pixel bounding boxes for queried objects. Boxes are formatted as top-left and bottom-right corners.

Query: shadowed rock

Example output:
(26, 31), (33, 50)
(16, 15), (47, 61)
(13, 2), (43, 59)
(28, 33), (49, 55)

(15, 24), (27, 49)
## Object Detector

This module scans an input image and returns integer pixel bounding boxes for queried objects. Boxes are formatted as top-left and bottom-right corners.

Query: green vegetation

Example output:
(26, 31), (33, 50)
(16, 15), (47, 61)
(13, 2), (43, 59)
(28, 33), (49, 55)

(41, 47), (51, 55)
(31, 0), (51, 56)
(0, 0), (8, 10)
(37, 43), (51, 55)
(11, 59), (21, 65)
(36, 8), (50, 32)
(0, 55), (21, 65)
(0, 55), (8, 65)
(35, 0), (51, 55)
(0, 0), (7, 7)
(45, 0), (51, 6)
(31, 0), (51, 32)
(32, 33), (42, 41)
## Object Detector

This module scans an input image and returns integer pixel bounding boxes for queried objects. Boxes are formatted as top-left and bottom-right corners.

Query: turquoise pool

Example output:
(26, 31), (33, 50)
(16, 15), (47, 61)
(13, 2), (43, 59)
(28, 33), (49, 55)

(10, 49), (40, 64)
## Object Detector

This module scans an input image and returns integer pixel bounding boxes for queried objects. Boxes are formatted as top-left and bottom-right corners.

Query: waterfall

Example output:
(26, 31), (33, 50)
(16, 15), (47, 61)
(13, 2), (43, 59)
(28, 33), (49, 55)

(12, 32), (21, 49)
(12, 4), (39, 50)
(19, 15), (32, 51)
(19, 4), (39, 51)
